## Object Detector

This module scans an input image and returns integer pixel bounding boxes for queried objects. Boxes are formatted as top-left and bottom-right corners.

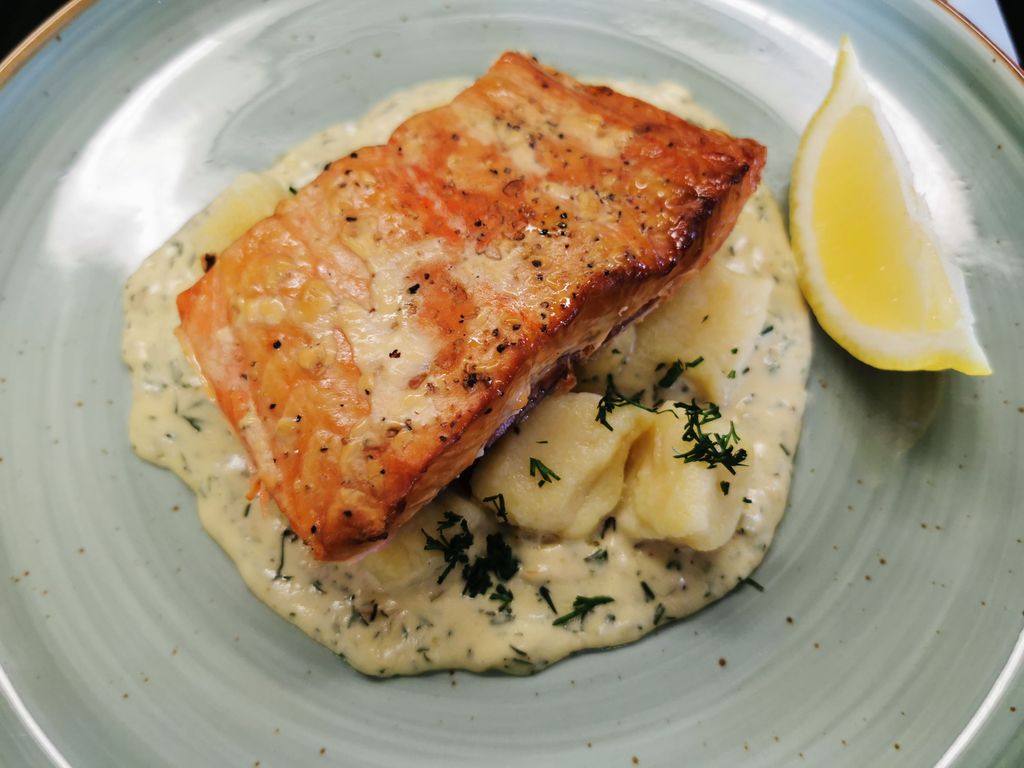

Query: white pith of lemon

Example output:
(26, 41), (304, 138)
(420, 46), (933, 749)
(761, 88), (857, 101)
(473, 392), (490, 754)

(789, 36), (991, 375)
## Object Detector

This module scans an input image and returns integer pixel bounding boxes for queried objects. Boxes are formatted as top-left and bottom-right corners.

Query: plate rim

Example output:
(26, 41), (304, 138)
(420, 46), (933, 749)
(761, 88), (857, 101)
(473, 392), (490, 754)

(1, 2), (1022, 767)
(1, 0), (1021, 91)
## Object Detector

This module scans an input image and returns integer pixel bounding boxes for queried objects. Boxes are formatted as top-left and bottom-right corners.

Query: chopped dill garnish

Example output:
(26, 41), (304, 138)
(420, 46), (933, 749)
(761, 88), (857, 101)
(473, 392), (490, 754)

(656, 361), (685, 389)
(347, 602), (379, 627)
(482, 533), (518, 581)
(656, 356), (704, 389)
(482, 492), (509, 523)
(538, 585), (557, 614)
(529, 457), (561, 486)
(423, 510), (519, 601)
(461, 558), (492, 597)
(273, 528), (300, 581)
(727, 369), (736, 379)
(600, 516), (617, 537)
(462, 532), (519, 597)
(596, 375), (675, 431)
(584, 548), (608, 563)
(673, 399), (748, 475)
(182, 414), (203, 432)
(422, 511), (473, 585)
(490, 584), (514, 614)
(437, 511), (461, 531)
(779, 443), (791, 456)
(720, 480), (731, 496)
(641, 581), (655, 602)
(350, 602), (382, 626)
(741, 576), (765, 592)
(553, 595), (614, 627)
(653, 603), (666, 625)
(760, 324), (775, 336)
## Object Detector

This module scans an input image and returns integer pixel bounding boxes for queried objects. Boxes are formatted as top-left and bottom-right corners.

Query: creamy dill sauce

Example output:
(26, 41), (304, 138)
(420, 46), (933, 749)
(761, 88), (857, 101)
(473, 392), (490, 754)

(123, 79), (810, 676)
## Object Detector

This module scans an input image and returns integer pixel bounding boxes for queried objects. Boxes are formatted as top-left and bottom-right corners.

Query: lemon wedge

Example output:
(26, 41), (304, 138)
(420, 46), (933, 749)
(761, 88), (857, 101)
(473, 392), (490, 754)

(790, 36), (990, 375)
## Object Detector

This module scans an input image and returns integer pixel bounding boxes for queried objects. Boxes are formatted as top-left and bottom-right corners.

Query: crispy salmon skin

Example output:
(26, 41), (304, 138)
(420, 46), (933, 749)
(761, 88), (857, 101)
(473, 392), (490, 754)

(176, 52), (765, 560)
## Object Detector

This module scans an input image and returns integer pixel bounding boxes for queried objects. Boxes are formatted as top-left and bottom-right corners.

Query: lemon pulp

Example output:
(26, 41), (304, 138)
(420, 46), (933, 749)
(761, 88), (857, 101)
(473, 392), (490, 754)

(813, 106), (959, 333)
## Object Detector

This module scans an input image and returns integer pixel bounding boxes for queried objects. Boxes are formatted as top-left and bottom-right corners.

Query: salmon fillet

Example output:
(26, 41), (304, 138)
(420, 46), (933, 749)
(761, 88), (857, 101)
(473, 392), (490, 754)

(176, 52), (766, 560)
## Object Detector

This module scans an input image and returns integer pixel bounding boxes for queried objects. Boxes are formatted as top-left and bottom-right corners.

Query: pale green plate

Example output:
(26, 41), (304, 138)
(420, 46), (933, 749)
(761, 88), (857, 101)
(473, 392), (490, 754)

(1, 1), (1022, 765)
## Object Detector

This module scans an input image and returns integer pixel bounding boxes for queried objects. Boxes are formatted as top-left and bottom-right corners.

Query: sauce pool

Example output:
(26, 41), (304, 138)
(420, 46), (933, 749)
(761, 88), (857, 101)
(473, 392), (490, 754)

(122, 78), (811, 676)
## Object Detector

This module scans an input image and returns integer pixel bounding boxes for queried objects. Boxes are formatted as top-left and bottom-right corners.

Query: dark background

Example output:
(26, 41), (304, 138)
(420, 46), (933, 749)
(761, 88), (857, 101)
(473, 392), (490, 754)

(6, 0), (67, 57)
(4, 0), (1022, 65)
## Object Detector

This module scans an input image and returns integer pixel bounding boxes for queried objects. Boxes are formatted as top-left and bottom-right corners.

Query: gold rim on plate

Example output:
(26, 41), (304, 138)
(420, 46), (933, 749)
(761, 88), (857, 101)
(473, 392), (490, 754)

(0, 0), (94, 88)
(0, 0), (1020, 89)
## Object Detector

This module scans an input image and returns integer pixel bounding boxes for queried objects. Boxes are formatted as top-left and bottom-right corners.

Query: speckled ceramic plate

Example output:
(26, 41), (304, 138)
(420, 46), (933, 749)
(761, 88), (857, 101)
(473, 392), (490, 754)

(1, 1), (1022, 766)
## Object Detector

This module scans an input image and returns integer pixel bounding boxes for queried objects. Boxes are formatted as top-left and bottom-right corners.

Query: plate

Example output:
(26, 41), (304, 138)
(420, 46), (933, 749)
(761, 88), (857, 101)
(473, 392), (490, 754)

(1, 1), (1022, 765)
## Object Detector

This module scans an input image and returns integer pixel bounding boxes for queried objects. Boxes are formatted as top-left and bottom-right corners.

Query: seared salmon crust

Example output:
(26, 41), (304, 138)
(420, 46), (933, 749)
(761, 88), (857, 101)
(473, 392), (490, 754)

(177, 52), (766, 560)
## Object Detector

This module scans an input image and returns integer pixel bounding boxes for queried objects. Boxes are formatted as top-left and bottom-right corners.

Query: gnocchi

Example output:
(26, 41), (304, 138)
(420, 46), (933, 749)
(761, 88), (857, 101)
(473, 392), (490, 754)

(471, 392), (654, 538)
(579, 255), (772, 405)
